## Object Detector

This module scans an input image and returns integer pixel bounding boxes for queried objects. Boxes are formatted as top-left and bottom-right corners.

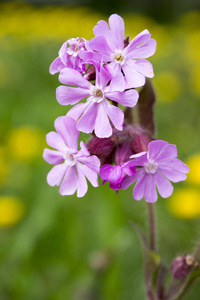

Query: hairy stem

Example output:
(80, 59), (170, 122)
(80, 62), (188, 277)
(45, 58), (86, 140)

(147, 203), (156, 252)
(144, 203), (157, 300)
(194, 240), (200, 260)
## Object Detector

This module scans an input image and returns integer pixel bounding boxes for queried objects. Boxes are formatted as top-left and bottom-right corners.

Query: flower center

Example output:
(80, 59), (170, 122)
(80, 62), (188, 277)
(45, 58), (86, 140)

(63, 152), (76, 166)
(144, 161), (158, 174)
(67, 38), (83, 57)
(91, 88), (104, 103)
(113, 51), (125, 64)
(71, 43), (79, 52)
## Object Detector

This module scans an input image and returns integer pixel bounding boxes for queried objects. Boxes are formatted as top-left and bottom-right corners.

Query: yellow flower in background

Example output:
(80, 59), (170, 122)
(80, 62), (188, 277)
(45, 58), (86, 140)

(185, 30), (200, 64)
(0, 2), (102, 41)
(0, 146), (9, 186)
(168, 188), (200, 219)
(186, 154), (200, 185)
(7, 126), (45, 162)
(189, 66), (200, 95)
(153, 71), (181, 103)
(0, 196), (25, 226)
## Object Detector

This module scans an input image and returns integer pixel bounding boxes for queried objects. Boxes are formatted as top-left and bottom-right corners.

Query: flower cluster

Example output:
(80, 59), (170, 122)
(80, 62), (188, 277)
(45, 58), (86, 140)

(43, 14), (189, 201)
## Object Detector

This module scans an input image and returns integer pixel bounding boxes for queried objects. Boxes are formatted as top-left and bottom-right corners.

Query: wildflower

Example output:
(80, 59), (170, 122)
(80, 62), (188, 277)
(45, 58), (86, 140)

(56, 65), (139, 138)
(89, 14), (156, 90)
(122, 140), (189, 203)
(49, 38), (88, 74)
(43, 116), (100, 197)
(100, 163), (135, 192)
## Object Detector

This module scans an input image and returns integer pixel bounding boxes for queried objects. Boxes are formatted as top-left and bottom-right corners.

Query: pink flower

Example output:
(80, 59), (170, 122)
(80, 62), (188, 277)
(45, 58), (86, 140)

(56, 65), (138, 138)
(89, 14), (156, 91)
(49, 38), (88, 74)
(43, 116), (100, 197)
(100, 163), (135, 192)
(122, 140), (189, 203)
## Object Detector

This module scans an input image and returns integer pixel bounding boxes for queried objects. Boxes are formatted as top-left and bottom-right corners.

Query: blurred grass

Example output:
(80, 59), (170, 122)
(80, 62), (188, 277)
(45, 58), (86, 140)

(0, 2), (200, 299)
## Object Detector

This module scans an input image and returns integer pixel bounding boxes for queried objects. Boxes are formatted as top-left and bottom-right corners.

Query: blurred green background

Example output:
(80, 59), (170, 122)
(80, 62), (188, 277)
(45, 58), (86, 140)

(0, 1), (200, 299)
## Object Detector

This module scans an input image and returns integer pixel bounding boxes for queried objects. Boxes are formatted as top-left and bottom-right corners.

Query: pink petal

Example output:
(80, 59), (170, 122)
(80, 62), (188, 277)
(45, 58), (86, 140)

(168, 158), (189, 173)
(126, 38), (157, 59)
(49, 57), (65, 75)
(59, 68), (92, 89)
(59, 166), (78, 195)
(78, 155), (100, 173)
(89, 36), (113, 59)
(148, 140), (169, 160)
(76, 101), (97, 134)
(46, 131), (67, 152)
(159, 166), (187, 183)
(47, 163), (68, 186)
(99, 164), (113, 180)
(105, 61), (120, 77)
(133, 171), (147, 200)
(106, 64), (125, 92)
(78, 162), (99, 187)
(93, 20), (110, 35)
(54, 116), (79, 151)
(108, 14), (124, 49)
(122, 63), (145, 88)
(106, 89), (139, 107)
(124, 29), (151, 55)
(129, 153), (148, 166)
(130, 152), (147, 159)
(43, 149), (64, 165)
(56, 85), (90, 105)
(95, 102), (112, 138)
(78, 50), (102, 64)
(76, 166), (88, 197)
(132, 60), (154, 78)
(108, 165), (123, 183)
(67, 102), (88, 120)
(143, 174), (158, 203)
(155, 144), (177, 162)
(96, 65), (111, 89)
(121, 173), (138, 190)
(154, 171), (174, 198)
(77, 141), (90, 157)
(58, 41), (68, 63)
(93, 20), (116, 49)
(103, 100), (124, 131)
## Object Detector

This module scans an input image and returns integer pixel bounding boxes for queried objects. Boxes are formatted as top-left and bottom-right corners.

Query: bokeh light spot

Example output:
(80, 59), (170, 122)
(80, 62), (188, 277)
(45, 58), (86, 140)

(186, 154), (200, 185)
(168, 188), (200, 219)
(7, 126), (44, 162)
(0, 196), (25, 226)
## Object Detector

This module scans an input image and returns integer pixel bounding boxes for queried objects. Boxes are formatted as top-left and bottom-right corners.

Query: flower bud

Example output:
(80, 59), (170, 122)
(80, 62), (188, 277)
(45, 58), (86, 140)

(171, 254), (195, 280)
(87, 137), (115, 165)
(115, 142), (133, 165)
(131, 132), (153, 153)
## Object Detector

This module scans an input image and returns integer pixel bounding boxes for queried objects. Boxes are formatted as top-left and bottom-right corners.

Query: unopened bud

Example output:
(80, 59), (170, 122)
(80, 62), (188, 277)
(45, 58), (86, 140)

(87, 137), (115, 165)
(171, 254), (195, 280)
(115, 142), (132, 165)
(131, 132), (153, 153)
